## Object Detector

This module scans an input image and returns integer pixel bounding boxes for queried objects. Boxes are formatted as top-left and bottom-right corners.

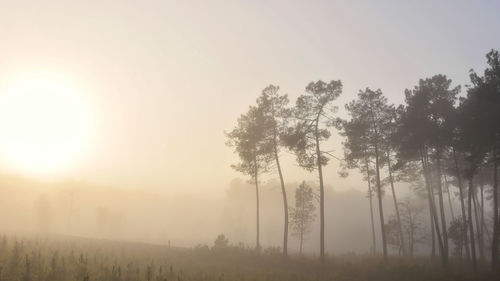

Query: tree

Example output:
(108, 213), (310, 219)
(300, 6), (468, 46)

(448, 216), (465, 257)
(396, 75), (460, 268)
(359, 157), (378, 255)
(365, 161), (378, 255)
(468, 49), (500, 270)
(226, 106), (272, 250)
(289, 181), (316, 254)
(284, 80), (342, 262)
(455, 72), (492, 271)
(406, 176), (439, 257)
(383, 107), (414, 257)
(342, 88), (395, 261)
(213, 234), (229, 249)
(256, 85), (292, 256)
(399, 197), (425, 257)
(446, 144), (471, 260)
(385, 216), (402, 255)
(339, 107), (377, 255)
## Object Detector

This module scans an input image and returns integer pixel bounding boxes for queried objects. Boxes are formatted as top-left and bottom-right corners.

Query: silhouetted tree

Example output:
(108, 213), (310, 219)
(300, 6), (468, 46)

(338, 109), (377, 255)
(396, 75), (460, 268)
(448, 216), (465, 257)
(256, 85), (292, 256)
(385, 216), (402, 255)
(399, 197), (425, 257)
(289, 181), (316, 254)
(226, 106), (272, 250)
(446, 144), (471, 260)
(284, 80), (342, 262)
(213, 234), (229, 249)
(383, 107), (413, 257)
(455, 70), (493, 271)
(342, 88), (395, 261)
(365, 160), (378, 255)
(468, 49), (500, 270)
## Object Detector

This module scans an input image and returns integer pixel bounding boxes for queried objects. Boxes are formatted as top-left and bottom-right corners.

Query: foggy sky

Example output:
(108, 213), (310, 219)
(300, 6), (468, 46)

(0, 0), (499, 196)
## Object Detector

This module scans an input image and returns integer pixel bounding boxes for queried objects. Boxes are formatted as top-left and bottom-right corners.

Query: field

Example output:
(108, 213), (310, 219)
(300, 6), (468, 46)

(0, 234), (493, 281)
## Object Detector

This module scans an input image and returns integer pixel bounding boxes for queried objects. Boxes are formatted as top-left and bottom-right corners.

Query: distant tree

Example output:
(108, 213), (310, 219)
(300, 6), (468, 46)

(226, 106), (272, 250)
(256, 85), (292, 256)
(342, 88), (396, 261)
(448, 217), (465, 257)
(384, 216), (402, 254)
(284, 80), (342, 262)
(406, 176), (440, 256)
(289, 181), (316, 254)
(445, 140), (471, 260)
(399, 197), (425, 257)
(213, 234), (229, 249)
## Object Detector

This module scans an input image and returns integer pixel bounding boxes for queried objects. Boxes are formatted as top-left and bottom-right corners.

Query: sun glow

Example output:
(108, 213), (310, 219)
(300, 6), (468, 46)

(0, 72), (92, 175)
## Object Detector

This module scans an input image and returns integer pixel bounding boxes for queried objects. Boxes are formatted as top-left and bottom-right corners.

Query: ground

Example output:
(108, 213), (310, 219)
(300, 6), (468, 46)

(0, 234), (493, 281)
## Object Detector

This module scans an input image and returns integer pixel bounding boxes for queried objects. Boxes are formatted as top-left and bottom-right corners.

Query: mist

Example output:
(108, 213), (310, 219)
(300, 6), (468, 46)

(0, 0), (499, 280)
(0, 173), (444, 255)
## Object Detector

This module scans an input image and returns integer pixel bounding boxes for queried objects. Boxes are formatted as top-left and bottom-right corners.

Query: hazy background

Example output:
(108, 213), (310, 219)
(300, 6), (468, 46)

(0, 0), (498, 254)
(0, 174), (438, 255)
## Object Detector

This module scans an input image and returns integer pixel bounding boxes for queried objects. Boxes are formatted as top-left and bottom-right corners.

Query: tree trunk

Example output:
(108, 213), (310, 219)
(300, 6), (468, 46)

(435, 154), (449, 260)
(473, 188), (484, 260)
(365, 158), (377, 255)
(407, 218), (414, 258)
(430, 207), (436, 258)
(374, 143), (387, 261)
(453, 147), (471, 260)
(479, 169), (485, 256)
(444, 176), (455, 220)
(422, 152), (446, 268)
(387, 151), (406, 256)
(315, 123), (325, 263)
(492, 156), (499, 270)
(368, 107), (387, 261)
(274, 145), (288, 257)
(409, 213), (415, 257)
(426, 154), (435, 259)
(468, 178), (477, 272)
(482, 216), (493, 246)
(299, 230), (303, 254)
(254, 160), (260, 251)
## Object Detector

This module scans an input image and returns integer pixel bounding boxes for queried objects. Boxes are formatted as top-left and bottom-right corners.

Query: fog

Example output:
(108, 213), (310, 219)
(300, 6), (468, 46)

(0, 3), (498, 279)
(1, 0), (498, 194)
(0, 172), (453, 256)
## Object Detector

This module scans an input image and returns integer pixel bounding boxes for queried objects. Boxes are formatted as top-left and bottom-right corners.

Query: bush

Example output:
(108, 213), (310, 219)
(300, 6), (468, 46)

(213, 234), (228, 249)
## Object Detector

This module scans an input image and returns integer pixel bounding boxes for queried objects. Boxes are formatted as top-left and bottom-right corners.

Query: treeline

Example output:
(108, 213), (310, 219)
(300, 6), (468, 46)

(226, 49), (500, 271)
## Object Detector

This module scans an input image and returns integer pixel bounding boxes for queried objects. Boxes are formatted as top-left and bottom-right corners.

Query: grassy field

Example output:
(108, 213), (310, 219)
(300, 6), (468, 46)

(0, 234), (493, 281)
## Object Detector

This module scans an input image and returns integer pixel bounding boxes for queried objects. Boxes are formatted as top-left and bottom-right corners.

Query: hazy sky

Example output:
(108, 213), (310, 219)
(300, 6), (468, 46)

(0, 0), (499, 196)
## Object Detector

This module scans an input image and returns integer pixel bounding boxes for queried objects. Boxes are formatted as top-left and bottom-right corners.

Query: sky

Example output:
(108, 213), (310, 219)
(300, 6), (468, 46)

(0, 0), (499, 196)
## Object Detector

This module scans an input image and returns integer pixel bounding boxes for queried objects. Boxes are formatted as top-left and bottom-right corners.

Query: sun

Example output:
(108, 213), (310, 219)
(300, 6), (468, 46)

(0, 72), (91, 175)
